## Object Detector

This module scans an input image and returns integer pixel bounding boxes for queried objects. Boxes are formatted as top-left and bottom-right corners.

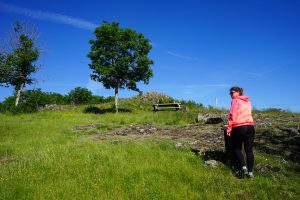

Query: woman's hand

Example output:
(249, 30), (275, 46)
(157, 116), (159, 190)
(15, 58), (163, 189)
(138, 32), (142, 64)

(227, 131), (231, 137)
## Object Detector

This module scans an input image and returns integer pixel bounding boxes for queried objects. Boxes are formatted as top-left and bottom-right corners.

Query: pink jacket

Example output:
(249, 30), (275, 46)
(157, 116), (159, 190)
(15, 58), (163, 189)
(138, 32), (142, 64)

(227, 95), (254, 133)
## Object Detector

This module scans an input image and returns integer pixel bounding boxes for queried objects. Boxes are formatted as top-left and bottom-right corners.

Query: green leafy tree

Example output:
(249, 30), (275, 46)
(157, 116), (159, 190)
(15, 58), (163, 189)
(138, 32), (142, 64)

(0, 22), (40, 106)
(68, 87), (93, 105)
(88, 21), (154, 112)
(47, 92), (68, 105)
(0, 52), (12, 87)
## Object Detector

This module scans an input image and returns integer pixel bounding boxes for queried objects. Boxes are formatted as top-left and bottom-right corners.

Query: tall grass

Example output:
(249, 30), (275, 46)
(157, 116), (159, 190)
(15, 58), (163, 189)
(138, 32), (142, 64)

(0, 109), (299, 199)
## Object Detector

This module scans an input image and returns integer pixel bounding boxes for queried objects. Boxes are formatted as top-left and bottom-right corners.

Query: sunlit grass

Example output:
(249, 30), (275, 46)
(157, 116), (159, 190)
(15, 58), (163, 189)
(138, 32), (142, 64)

(0, 108), (299, 199)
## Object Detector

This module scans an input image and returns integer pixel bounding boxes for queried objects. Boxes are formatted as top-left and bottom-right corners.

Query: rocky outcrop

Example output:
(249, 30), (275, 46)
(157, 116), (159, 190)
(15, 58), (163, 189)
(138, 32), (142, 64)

(85, 111), (300, 163)
(196, 113), (226, 124)
(114, 124), (158, 135)
(92, 123), (227, 153)
(40, 104), (74, 111)
(256, 163), (281, 176)
(134, 91), (174, 104)
(73, 124), (102, 131)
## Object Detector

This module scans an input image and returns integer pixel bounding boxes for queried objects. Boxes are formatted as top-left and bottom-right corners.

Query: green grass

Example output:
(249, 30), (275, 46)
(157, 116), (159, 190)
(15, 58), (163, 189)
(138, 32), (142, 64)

(0, 107), (299, 199)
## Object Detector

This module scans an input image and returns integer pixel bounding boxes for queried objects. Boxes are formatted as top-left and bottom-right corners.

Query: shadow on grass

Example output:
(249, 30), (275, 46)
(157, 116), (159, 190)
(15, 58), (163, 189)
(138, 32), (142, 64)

(202, 150), (227, 163)
(84, 106), (132, 114)
(191, 148), (238, 171)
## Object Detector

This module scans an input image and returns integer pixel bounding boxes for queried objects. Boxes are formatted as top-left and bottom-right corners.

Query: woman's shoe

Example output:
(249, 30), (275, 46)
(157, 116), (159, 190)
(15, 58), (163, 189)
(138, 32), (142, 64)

(247, 172), (254, 179)
(242, 166), (248, 175)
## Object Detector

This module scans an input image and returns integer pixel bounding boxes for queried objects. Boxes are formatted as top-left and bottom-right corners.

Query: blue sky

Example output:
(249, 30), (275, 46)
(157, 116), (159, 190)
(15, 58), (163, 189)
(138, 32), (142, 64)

(1, 0), (300, 111)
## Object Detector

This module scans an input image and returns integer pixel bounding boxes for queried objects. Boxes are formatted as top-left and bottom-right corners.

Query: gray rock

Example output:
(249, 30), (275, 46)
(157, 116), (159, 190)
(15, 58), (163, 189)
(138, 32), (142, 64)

(175, 142), (184, 149)
(196, 114), (207, 123)
(149, 127), (157, 132)
(138, 129), (145, 134)
(204, 160), (218, 168)
(256, 163), (280, 175)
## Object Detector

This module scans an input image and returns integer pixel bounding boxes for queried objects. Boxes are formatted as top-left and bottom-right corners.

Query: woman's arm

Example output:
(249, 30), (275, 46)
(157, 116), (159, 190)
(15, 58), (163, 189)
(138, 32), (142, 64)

(227, 98), (238, 135)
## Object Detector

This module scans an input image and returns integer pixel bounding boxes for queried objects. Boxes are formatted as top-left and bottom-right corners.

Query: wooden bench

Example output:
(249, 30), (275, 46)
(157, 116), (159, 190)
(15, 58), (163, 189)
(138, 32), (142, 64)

(152, 103), (182, 112)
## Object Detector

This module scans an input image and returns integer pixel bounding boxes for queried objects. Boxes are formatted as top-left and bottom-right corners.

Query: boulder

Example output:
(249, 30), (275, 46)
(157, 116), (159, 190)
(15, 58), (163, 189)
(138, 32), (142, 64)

(138, 128), (145, 134)
(196, 114), (207, 123)
(196, 113), (225, 124)
(205, 117), (224, 124)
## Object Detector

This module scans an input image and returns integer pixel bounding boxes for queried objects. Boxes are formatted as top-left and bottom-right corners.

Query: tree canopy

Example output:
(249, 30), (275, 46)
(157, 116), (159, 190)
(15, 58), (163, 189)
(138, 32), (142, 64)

(68, 87), (93, 105)
(0, 22), (40, 106)
(88, 21), (154, 112)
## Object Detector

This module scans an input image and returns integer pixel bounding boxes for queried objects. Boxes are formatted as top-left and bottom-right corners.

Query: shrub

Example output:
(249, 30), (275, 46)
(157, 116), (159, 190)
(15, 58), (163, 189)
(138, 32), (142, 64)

(89, 95), (114, 104)
(0, 91), (39, 114)
(90, 95), (105, 104)
(67, 87), (93, 105)
(104, 96), (115, 103)
(47, 92), (68, 104)
(158, 97), (175, 104)
(0, 89), (69, 114)
(181, 100), (204, 109)
(262, 108), (288, 114)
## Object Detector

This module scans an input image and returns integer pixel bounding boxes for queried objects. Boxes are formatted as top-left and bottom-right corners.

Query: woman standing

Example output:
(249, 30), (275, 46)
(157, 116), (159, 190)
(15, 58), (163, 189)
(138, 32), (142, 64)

(227, 86), (255, 179)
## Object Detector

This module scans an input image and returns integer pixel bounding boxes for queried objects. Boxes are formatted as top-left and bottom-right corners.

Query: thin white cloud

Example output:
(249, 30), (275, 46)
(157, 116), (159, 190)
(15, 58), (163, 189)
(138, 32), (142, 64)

(167, 51), (198, 60)
(0, 2), (97, 31)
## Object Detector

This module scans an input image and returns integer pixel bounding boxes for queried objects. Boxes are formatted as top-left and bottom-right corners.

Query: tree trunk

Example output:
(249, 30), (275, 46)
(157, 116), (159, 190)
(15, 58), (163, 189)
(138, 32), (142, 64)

(114, 87), (119, 113)
(15, 83), (24, 106)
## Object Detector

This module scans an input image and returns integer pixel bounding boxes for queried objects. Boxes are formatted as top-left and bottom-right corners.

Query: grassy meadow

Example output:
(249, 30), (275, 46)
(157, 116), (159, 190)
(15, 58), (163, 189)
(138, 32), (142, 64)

(0, 102), (299, 199)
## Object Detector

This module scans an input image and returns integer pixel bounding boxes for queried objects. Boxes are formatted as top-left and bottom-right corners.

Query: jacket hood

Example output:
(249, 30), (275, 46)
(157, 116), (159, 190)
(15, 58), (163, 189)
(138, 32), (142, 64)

(235, 95), (249, 102)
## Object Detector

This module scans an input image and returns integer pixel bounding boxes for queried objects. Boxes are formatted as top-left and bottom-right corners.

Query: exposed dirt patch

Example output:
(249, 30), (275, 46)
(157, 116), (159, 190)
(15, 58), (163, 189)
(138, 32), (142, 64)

(73, 124), (102, 131)
(0, 154), (14, 164)
(92, 124), (225, 153)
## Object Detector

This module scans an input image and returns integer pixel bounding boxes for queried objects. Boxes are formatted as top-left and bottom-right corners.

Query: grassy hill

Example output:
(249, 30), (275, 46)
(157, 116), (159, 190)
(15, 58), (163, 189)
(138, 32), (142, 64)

(1, 93), (299, 199)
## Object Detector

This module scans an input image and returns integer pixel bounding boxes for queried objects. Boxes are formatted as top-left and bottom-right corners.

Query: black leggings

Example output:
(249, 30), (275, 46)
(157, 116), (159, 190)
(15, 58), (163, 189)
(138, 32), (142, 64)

(231, 125), (255, 172)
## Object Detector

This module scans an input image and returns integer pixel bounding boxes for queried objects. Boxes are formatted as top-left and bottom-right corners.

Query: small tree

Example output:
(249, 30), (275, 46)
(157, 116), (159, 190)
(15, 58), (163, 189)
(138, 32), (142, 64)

(88, 21), (154, 112)
(0, 22), (40, 106)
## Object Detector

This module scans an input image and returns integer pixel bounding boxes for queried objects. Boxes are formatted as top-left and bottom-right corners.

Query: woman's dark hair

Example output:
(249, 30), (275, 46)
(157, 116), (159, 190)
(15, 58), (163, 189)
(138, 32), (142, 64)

(230, 86), (244, 95)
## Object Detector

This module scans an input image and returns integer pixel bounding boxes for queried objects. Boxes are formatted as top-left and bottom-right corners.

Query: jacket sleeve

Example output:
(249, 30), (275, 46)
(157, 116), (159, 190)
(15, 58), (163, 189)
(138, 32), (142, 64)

(227, 98), (238, 133)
